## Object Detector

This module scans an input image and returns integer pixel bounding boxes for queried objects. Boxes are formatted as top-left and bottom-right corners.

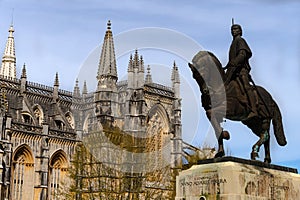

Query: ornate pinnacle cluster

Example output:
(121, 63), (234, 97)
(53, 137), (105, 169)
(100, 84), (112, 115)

(127, 49), (144, 72)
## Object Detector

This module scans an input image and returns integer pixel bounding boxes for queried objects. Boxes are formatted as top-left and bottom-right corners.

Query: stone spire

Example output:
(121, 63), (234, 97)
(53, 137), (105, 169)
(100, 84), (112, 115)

(20, 63), (27, 93)
(97, 20), (117, 80)
(138, 54), (145, 87)
(139, 55), (144, 72)
(21, 63), (27, 79)
(133, 49), (139, 67)
(95, 21), (118, 124)
(171, 61), (180, 98)
(171, 61), (180, 84)
(127, 54), (134, 72)
(54, 72), (59, 87)
(73, 78), (80, 97)
(145, 65), (152, 84)
(53, 73), (59, 101)
(82, 80), (88, 95)
(1, 24), (16, 79)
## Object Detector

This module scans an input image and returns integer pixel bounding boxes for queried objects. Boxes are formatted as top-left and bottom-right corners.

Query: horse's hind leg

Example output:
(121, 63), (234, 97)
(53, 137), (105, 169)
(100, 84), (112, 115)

(251, 131), (269, 160)
(251, 119), (270, 161)
(264, 136), (271, 163)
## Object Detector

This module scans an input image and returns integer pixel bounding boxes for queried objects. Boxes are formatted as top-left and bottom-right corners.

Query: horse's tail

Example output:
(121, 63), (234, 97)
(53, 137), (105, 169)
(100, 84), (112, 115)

(272, 100), (287, 146)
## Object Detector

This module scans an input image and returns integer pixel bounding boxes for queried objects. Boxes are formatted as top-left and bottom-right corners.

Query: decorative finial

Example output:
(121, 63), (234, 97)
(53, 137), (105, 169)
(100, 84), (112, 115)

(232, 18), (234, 25)
(8, 24), (14, 35)
(134, 49), (139, 66)
(140, 55), (143, 65)
(173, 61), (178, 70)
(107, 20), (111, 30)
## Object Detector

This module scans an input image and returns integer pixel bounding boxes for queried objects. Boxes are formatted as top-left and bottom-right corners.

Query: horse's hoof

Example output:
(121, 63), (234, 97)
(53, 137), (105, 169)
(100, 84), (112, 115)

(222, 131), (230, 140)
(264, 158), (271, 164)
(215, 151), (225, 158)
(251, 152), (258, 160)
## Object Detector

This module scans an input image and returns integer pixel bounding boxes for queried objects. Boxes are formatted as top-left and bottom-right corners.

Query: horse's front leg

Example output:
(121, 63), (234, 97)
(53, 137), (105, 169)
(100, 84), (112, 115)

(206, 109), (226, 158)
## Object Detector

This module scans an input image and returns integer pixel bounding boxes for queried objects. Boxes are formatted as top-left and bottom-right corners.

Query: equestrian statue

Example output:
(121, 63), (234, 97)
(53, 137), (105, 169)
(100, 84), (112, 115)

(188, 22), (287, 163)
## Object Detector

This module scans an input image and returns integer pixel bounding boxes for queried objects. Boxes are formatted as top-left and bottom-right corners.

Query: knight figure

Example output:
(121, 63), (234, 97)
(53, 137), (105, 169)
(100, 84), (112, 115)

(224, 22), (258, 119)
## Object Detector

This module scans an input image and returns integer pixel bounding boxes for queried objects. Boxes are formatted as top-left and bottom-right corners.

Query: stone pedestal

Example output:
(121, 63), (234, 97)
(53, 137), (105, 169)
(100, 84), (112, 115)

(175, 157), (300, 200)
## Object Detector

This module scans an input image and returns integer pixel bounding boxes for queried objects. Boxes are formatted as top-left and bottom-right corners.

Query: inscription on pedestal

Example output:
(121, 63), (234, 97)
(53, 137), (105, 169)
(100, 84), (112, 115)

(176, 157), (300, 200)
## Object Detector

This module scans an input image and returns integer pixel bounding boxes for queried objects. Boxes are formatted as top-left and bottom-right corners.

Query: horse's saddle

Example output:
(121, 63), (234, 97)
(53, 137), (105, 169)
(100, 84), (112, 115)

(226, 78), (257, 107)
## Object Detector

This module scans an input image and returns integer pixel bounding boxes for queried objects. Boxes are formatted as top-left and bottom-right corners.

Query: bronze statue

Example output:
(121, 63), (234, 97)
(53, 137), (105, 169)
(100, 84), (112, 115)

(224, 23), (258, 119)
(188, 42), (287, 162)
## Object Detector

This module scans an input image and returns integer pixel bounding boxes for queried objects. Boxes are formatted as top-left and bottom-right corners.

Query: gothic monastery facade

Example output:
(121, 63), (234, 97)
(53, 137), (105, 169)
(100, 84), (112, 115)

(0, 21), (183, 199)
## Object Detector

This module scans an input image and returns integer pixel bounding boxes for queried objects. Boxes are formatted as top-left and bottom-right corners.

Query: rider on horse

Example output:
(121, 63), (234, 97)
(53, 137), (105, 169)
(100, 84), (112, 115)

(224, 23), (258, 119)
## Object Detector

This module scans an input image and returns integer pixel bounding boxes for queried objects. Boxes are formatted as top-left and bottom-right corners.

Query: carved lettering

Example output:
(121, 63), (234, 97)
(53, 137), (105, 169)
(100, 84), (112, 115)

(180, 176), (227, 188)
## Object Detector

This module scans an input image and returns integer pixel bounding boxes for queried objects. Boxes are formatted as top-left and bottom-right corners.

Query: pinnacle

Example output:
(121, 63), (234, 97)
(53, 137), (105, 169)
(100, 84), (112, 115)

(172, 61), (180, 83)
(97, 20), (117, 80)
(21, 63), (27, 78)
(1, 24), (16, 79)
(145, 65), (152, 84)
(54, 72), (59, 87)
(82, 80), (88, 94)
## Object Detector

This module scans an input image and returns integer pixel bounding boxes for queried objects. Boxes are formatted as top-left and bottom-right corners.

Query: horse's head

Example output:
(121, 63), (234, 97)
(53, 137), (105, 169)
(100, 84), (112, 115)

(188, 62), (208, 94)
(189, 51), (225, 92)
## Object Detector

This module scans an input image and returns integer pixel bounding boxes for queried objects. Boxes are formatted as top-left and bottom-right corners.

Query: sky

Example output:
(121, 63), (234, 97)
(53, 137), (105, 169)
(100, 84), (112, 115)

(0, 0), (300, 170)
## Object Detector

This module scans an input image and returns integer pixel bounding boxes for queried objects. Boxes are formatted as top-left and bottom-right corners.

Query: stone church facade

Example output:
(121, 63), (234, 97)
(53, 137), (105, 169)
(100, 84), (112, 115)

(0, 21), (182, 199)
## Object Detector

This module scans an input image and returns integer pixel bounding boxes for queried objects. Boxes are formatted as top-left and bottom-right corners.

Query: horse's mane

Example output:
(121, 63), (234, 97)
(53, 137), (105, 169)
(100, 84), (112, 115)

(192, 51), (226, 82)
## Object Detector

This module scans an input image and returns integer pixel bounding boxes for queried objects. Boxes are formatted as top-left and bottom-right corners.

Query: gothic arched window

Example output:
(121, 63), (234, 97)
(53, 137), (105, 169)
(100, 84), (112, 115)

(54, 120), (65, 130)
(146, 104), (171, 171)
(11, 144), (34, 200)
(33, 105), (44, 125)
(49, 150), (69, 200)
(65, 112), (75, 129)
(21, 113), (33, 124)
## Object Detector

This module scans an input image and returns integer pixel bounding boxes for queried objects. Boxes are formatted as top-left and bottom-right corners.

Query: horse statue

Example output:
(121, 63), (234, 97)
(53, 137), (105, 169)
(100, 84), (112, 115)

(188, 51), (287, 163)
